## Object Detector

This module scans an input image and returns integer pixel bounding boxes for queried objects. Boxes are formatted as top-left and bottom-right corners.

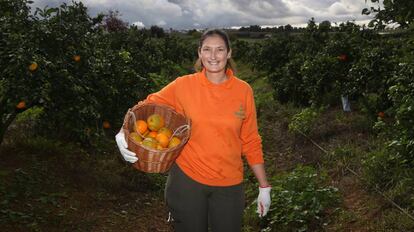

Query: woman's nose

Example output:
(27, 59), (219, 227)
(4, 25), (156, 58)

(211, 50), (217, 59)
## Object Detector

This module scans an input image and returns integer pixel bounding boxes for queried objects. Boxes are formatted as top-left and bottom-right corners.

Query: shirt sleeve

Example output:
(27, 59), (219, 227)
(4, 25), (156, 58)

(241, 85), (264, 166)
(143, 79), (178, 109)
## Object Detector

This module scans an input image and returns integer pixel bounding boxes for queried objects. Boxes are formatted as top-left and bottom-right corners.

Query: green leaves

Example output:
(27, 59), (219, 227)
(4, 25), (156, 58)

(0, 0), (195, 145)
(262, 166), (340, 231)
(364, 0), (414, 29)
(288, 107), (321, 136)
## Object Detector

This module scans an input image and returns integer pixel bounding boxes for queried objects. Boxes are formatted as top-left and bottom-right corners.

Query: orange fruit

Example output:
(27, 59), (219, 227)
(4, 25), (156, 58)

(147, 131), (158, 139)
(156, 144), (165, 150)
(156, 133), (169, 148)
(147, 114), (164, 131)
(158, 127), (173, 138)
(103, 120), (111, 129)
(168, 136), (181, 149)
(29, 62), (38, 71)
(338, 54), (347, 61)
(135, 120), (148, 135)
(141, 137), (157, 149)
(16, 101), (26, 109)
(73, 55), (81, 62)
(129, 132), (142, 143)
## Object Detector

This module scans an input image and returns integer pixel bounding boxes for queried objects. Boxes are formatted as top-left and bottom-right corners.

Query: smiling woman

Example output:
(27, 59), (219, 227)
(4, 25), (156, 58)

(115, 28), (271, 232)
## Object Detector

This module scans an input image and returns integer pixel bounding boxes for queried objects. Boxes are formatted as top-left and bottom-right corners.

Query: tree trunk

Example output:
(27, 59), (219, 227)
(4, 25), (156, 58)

(0, 112), (17, 146)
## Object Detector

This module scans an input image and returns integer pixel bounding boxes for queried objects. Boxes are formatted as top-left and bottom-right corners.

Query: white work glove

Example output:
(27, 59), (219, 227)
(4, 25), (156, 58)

(115, 129), (138, 163)
(257, 186), (271, 217)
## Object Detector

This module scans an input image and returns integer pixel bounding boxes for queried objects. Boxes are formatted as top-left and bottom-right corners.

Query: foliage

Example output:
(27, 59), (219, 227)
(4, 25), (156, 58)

(251, 35), (292, 73)
(362, 147), (414, 209)
(0, 0), (195, 145)
(363, 59), (414, 209)
(363, 61), (414, 211)
(363, 0), (414, 29)
(288, 107), (321, 136)
(348, 38), (401, 116)
(232, 39), (254, 63)
(261, 166), (340, 232)
(263, 22), (365, 106)
(250, 17), (414, 220)
(386, 62), (414, 167)
(0, 0), (43, 144)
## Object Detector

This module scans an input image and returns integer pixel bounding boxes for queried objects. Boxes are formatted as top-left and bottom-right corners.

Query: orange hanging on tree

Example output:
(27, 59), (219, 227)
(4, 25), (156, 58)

(103, 120), (111, 129)
(73, 55), (81, 62)
(29, 62), (38, 71)
(16, 101), (26, 109)
(337, 54), (347, 61)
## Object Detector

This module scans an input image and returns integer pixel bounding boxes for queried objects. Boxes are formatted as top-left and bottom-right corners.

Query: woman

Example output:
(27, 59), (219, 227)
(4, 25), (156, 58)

(115, 29), (271, 232)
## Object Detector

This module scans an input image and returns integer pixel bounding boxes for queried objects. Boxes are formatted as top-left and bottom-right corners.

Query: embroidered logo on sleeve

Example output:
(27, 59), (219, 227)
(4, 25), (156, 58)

(234, 104), (246, 119)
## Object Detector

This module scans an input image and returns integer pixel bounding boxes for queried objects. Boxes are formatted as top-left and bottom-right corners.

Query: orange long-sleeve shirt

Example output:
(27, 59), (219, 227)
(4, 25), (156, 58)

(145, 68), (264, 186)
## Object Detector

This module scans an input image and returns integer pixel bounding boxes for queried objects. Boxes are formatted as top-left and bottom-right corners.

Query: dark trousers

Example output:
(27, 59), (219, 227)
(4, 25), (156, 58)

(165, 164), (245, 232)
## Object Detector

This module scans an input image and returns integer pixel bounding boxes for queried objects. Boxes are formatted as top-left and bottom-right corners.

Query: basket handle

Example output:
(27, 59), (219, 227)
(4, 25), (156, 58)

(170, 124), (190, 141)
(128, 107), (190, 141)
(128, 111), (146, 139)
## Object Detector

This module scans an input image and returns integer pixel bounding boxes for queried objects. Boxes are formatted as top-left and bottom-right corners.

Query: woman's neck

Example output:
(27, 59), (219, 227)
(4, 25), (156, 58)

(205, 70), (227, 84)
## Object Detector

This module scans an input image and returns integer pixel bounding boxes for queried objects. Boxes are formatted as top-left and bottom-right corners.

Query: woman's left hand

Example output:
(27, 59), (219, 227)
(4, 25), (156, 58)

(257, 186), (271, 217)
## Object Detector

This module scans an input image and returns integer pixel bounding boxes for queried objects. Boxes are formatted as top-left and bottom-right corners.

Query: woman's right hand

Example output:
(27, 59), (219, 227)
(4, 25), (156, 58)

(115, 129), (138, 163)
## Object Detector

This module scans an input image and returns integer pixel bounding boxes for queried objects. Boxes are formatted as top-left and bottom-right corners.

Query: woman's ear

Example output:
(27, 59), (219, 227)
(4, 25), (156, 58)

(227, 49), (232, 59)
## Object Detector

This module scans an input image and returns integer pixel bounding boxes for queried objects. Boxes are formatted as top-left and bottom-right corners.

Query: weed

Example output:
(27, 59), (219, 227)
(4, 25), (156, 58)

(244, 165), (340, 232)
(288, 107), (323, 136)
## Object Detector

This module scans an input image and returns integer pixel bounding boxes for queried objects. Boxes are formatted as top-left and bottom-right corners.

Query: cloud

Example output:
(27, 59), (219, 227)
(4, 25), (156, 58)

(132, 21), (145, 28)
(31, 0), (377, 29)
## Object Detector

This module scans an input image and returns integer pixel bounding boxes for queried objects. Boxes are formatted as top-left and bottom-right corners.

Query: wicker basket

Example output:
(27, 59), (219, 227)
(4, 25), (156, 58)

(122, 103), (191, 173)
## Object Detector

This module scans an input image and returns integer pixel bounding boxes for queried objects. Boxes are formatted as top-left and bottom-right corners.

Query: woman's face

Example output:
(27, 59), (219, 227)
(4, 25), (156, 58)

(198, 35), (231, 74)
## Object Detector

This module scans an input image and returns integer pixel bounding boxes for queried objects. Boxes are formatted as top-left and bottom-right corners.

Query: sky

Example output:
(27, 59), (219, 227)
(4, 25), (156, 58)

(30, 0), (381, 30)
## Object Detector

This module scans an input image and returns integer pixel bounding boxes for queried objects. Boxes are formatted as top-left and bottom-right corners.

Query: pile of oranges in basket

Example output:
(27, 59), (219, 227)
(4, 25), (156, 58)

(129, 113), (181, 150)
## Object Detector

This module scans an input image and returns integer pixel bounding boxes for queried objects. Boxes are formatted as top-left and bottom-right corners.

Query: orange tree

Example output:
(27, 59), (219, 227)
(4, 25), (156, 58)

(388, 62), (414, 166)
(362, 33), (414, 210)
(257, 20), (345, 106)
(359, 0), (414, 208)
(30, 2), (193, 143)
(86, 27), (194, 141)
(0, 0), (194, 145)
(253, 20), (402, 110)
(31, 2), (109, 142)
(0, 0), (46, 144)
(0, 0), (111, 144)
(347, 37), (401, 117)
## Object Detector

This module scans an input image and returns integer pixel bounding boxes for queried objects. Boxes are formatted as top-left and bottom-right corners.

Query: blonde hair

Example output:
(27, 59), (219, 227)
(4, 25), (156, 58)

(193, 29), (237, 74)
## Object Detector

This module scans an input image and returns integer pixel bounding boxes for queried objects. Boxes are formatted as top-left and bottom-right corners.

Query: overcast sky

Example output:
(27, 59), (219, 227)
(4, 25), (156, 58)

(30, 0), (380, 29)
